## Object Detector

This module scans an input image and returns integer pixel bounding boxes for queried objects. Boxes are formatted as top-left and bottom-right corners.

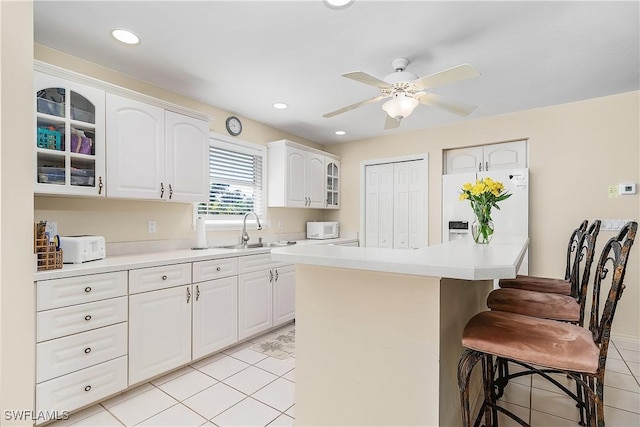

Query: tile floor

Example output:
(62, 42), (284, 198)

(48, 322), (639, 427)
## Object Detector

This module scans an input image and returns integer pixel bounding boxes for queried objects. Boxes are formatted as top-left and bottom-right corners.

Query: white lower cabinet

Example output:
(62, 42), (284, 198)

(128, 284), (192, 385)
(36, 356), (127, 416)
(238, 269), (273, 340)
(192, 276), (238, 360)
(273, 265), (296, 327)
(237, 253), (295, 339)
(35, 271), (129, 420)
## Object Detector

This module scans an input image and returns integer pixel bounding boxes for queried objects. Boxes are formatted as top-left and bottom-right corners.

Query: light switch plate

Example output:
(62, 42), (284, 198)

(618, 182), (637, 195)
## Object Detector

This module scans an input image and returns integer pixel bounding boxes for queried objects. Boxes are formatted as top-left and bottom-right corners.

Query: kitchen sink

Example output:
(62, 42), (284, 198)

(215, 241), (296, 250)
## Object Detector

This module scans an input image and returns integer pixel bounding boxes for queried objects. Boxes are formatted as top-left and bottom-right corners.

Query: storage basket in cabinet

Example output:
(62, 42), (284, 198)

(37, 128), (62, 150)
(34, 223), (62, 270)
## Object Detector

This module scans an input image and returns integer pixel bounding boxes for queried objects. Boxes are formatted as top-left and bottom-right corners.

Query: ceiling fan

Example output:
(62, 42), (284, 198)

(323, 58), (481, 129)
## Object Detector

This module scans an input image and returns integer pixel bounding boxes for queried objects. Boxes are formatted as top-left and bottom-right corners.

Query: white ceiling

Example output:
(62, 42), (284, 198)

(34, 1), (640, 145)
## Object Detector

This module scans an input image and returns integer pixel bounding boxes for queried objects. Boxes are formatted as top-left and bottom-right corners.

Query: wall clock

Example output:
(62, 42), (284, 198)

(225, 116), (242, 136)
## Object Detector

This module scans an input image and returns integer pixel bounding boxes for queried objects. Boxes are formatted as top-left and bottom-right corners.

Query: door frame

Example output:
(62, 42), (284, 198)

(360, 153), (429, 248)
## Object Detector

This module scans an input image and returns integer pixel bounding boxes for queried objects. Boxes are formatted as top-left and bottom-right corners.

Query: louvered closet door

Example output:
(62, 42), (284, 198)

(365, 164), (394, 248)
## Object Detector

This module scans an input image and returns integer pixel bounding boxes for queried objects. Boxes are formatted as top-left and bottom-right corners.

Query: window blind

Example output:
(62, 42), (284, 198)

(197, 142), (264, 220)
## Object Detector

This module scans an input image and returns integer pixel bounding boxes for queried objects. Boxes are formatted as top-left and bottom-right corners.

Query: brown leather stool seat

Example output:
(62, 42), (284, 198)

(457, 221), (637, 427)
(498, 220), (588, 295)
(488, 220), (600, 325)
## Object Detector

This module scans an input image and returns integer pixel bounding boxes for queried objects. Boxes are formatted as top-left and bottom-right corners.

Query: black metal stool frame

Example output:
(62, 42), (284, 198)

(458, 221), (637, 427)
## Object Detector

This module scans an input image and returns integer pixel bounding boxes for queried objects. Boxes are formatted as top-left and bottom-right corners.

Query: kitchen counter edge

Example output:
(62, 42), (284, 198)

(34, 238), (358, 281)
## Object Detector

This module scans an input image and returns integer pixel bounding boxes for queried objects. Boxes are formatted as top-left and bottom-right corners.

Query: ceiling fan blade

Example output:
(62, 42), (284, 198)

(384, 114), (401, 130)
(323, 95), (387, 118)
(342, 71), (391, 89)
(413, 64), (480, 90)
(416, 92), (477, 116)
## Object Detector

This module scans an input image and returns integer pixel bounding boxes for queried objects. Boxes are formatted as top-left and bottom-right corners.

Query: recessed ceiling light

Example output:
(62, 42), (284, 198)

(273, 102), (288, 110)
(334, 130), (346, 136)
(324, 0), (354, 9)
(111, 29), (140, 45)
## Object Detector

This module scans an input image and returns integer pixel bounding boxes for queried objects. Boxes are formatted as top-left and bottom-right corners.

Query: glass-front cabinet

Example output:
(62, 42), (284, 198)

(35, 72), (105, 196)
(326, 158), (340, 208)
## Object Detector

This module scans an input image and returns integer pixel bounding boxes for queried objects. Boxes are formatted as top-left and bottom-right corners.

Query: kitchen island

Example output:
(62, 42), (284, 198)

(271, 237), (528, 427)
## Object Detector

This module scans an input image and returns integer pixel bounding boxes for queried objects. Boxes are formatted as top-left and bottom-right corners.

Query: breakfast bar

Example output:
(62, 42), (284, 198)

(271, 237), (529, 427)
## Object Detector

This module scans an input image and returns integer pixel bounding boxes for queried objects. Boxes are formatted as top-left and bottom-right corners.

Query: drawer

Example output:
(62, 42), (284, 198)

(238, 253), (278, 274)
(37, 271), (128, 311)
(37, 297), (127, 342)
(129, 263), (191, 294)
(193, 257), (238, 283)
(37, 323), (127, 383)
(36, 356), (127, 417)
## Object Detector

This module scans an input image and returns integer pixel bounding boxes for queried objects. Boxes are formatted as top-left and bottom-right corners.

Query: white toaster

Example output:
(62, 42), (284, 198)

(60, 235), (106, 264)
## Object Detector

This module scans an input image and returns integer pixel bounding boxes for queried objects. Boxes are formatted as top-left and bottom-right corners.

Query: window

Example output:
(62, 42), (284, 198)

(196, 136), (266, 228)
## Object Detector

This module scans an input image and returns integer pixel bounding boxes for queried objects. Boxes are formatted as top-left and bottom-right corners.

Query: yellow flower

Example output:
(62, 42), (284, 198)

(471, 182), (486, 196)
(459, 193), (469, 201)
(462, 182), (472, 191)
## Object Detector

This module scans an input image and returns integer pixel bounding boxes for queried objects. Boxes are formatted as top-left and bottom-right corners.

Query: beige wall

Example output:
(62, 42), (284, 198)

(34, 45), (329, 243)
(1, 1), (35, 424)
(325, 91), (640, 340)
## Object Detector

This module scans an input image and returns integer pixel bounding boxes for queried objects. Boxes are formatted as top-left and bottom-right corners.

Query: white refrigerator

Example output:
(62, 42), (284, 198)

(442, 168), (529, 274)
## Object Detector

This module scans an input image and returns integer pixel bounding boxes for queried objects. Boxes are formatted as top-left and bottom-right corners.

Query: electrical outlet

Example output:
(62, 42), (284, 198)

(148, 220), (157, 234)
(277, 220), (284, 229)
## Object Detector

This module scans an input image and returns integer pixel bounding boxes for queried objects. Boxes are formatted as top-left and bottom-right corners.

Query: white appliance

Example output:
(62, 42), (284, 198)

(60, 235), (106, 263)
(442, 168), (529, 274)
(307, 221), (340, 240)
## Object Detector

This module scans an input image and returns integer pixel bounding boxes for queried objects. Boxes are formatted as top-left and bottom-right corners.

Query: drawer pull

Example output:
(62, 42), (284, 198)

(162, 275), (168, 280)
(216, 266), (221, 272)
(84, 286), (92, 293)
(84, 385), (91, 392)
(84, 347), (92, 354)
(84, 315), (92, 321)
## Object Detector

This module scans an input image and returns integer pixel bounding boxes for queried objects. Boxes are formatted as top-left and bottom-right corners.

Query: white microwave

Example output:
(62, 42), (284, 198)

(60, 235), (106, 264)
(306, 221), (339, 240)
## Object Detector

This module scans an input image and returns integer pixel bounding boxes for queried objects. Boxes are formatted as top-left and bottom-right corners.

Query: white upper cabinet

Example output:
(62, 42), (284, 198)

(267, 139), (339, 209)
(164, 111), (210, 202)
(35, 72), (106, 196)
(106, 94), (164, 199)
(445, 140), (527, 174)
(106, 94), (209, 202)
(325, 158), (340, 209)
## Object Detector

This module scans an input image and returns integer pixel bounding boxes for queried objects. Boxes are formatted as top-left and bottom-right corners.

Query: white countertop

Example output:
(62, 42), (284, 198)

(34, 237), (358, 281)
(270, 237), (529, 280)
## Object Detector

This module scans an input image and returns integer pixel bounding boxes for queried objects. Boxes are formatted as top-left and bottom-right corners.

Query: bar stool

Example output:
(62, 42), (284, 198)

(457, 221), (637, 427)
(498, 220), (588, 295)
(487, 220), (601, 325)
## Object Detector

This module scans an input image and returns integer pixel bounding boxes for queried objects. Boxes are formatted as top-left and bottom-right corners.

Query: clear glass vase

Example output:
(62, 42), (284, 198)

(471, 219), (494, 244)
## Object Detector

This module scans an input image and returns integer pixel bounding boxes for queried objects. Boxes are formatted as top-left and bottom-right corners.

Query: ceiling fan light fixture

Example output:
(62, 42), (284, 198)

(323, 0), (354, 10)
(334, 130), (346, 136)
(382, 92), (419, 120)
(273, 102), (288, 110)
(111, 29), (140, 45)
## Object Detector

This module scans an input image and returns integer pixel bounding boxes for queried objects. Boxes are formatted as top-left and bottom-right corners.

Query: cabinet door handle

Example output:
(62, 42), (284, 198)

(186, 287), (191, 303)
(196, 285), (200, 302)
(485, 161), (489, 171)
(269, 270), (274, 283)
(160, 182), (165, 199)
(275, 269), (279, 282)
(169, 184), (173, 200)
(98, 177), (103, 195)
(84, 315), (92, 321)
(84, 347), (92, 354)
(478, 162), (482, 172)
(84, 286), (92, 293)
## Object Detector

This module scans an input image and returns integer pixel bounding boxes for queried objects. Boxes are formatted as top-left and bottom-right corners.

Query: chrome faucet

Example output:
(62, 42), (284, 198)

(241, 211), (262, 245)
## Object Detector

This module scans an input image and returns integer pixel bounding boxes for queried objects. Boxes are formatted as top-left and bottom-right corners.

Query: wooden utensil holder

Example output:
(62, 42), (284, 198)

(34, 223), (63, 271)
